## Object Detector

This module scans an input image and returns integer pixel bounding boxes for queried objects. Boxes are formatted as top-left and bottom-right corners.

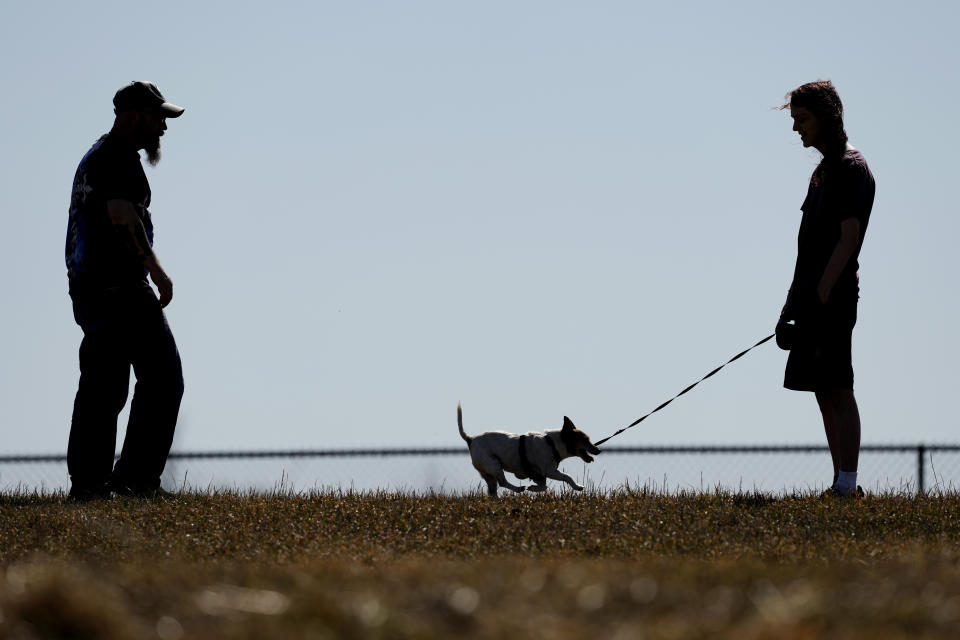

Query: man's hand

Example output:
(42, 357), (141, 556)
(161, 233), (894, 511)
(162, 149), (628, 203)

(149, 263), (173, 308)
(817, 281), (831, 305)
(780, 290), (794, 321)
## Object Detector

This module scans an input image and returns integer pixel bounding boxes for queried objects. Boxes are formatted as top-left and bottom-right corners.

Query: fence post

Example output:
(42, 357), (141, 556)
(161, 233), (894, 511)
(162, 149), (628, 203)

(917, 445), (926, 496)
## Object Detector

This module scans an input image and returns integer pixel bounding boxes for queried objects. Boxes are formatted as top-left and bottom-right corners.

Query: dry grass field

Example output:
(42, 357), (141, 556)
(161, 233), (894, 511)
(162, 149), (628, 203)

(2, 489), (959, 639)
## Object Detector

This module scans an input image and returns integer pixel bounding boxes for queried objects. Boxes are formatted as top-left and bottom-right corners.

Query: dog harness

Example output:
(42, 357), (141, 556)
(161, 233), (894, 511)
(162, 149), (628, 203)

(519, 434), (562, 485)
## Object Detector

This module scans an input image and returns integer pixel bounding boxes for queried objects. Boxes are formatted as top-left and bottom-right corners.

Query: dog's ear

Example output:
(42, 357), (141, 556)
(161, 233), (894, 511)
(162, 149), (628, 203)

(562, 416), (575, 431)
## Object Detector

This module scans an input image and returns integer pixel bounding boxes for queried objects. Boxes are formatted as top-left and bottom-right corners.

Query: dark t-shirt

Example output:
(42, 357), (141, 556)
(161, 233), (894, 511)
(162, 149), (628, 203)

(791, 148), (875, 302)
(65, 133), (153, 295)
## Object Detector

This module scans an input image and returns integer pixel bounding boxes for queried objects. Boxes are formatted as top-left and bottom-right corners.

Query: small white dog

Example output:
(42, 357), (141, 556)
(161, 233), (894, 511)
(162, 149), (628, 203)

(457, 403), (602, 497)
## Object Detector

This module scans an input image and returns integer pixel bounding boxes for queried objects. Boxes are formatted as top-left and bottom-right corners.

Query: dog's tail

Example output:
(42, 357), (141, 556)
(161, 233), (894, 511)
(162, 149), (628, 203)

(457, 402), (473, 446)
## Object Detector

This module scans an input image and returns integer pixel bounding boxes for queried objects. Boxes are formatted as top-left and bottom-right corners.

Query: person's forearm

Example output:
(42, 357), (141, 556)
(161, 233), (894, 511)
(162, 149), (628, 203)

(130, 219), (160, 270)
(818, 236), (858, 302)
(107, 200), (159, 268)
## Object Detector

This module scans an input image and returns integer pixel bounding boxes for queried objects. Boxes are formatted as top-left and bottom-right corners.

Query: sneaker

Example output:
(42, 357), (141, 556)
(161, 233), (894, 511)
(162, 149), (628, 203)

(68, 484), (112, 503)
(152, 487), (178, 501)
(110, 480), (176, 500)
(821, 485), (864, 499)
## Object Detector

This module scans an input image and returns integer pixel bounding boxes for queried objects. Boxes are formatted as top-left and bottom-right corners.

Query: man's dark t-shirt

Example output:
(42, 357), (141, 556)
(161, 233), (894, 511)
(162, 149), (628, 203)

(65, 133), (153, 295)
(791, 148), (875, 309)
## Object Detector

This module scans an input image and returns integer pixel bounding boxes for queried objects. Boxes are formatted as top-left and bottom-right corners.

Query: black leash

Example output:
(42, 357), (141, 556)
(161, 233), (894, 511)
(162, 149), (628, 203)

(594, 332), (776, 447)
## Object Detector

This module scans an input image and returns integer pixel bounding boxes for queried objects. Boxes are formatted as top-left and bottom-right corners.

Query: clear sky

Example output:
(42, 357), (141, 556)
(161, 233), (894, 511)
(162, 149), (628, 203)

(1, 1), (957, 458)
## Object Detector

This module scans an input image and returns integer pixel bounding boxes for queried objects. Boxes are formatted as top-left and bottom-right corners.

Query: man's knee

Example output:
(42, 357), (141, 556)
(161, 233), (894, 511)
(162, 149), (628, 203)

(171, 370), (184, 402)
(133, 368), (183, 409)
(156, 362), (184, 402)
(816, 388), (855, 410)
(76, 370), (130, 415)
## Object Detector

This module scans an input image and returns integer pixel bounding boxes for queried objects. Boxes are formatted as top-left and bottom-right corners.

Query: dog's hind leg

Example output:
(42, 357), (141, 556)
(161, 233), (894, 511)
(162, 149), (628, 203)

(495, 469), (525, 494)
(526, 483), (547, 493)
(480, 472), (499, 498)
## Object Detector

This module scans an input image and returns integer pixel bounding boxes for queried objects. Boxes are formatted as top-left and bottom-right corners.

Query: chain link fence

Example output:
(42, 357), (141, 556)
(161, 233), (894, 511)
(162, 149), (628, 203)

(1, 445), (959, 495)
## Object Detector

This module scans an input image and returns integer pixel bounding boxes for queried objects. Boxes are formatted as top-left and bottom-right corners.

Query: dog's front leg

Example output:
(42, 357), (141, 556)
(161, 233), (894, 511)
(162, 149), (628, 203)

(545, 469), (584, 491)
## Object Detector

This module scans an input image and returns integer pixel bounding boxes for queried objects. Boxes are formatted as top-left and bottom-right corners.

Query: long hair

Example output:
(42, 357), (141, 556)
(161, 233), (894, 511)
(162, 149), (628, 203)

(781, 80), (848, 156)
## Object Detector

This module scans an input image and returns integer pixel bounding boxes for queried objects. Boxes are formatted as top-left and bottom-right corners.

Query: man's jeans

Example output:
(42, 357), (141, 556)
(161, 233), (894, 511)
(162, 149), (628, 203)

(69, 283), (184, 492)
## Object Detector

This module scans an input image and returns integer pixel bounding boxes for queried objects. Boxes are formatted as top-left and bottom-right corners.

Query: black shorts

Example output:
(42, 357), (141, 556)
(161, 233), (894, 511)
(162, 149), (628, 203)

(783, 294), (858, 392)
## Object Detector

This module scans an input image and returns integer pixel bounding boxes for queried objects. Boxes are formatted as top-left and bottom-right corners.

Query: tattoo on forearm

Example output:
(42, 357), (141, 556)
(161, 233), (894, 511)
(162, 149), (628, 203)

(112, 217), (156, 264)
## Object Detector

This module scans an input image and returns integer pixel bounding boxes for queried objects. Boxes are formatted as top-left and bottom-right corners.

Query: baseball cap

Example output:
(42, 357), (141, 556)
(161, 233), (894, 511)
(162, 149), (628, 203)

(113, 81), (184, 118)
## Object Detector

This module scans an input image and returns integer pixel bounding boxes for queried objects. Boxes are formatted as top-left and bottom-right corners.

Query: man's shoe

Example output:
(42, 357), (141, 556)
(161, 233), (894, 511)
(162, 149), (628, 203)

(68, 484), (112, 503)
(152, 487), (178, 500)
(110, 480), (176, 500)
(821, 485), (864, 499)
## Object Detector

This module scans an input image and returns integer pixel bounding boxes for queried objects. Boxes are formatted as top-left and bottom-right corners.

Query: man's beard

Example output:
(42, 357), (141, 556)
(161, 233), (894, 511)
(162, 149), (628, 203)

(144, 137), (162, 167)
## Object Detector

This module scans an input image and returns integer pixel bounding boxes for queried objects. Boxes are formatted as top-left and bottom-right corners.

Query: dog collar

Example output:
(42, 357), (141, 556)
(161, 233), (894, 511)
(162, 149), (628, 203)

(545, 434), (562, 464)
(518, 435), (546, 485)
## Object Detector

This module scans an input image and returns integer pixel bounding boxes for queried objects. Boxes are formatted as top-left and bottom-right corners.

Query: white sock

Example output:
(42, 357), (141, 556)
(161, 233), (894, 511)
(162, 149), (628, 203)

(836, 470), (858, 495)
